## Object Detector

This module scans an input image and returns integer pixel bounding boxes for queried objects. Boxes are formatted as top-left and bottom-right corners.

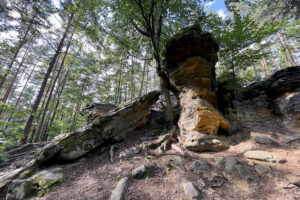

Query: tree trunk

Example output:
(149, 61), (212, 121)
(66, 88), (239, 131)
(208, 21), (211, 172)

(252, 65), (259, 80)
(0, 12), (36, 89)
(139, 61), (146, 97)
(258, 44), (270, 77)
(277, 32), (297, 66)
(41, 64), (72, 141)
(0, 37), (33, 117)
(145, 65), (149, 93)
(115, 66), (122, 104)
(268, 46), (280, 71)
(33, 33), (73, 142)
(6, 62), (37, 123)
(130, 55), (135, 99)
(21, 13), (74, 144)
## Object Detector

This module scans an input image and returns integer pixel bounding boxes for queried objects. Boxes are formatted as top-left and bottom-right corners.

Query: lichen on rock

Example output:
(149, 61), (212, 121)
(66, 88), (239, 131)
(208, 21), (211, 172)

(6, 166), (63, 200)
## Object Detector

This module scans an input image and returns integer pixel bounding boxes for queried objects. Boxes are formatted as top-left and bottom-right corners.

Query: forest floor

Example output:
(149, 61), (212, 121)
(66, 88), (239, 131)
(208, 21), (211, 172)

(26, 105), (300, 200)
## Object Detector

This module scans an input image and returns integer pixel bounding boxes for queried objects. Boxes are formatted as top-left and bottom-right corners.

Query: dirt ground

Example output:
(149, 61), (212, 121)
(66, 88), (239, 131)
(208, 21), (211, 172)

(25, 106), (300, 200)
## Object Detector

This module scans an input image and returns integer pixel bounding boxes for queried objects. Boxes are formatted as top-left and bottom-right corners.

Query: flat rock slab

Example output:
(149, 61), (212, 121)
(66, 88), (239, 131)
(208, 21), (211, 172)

(255, 164), (272, 175)
(254, 136), (276, 145)
(110, 177), (128, 200)
(243, 150), (287, 163)
(191, 160), (211, 172)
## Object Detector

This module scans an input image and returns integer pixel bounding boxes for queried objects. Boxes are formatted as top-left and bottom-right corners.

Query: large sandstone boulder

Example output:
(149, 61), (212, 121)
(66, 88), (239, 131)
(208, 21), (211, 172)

(0, 91), (160, 196)
(36, 91), (160, 163)
(165, 25), (229, 152)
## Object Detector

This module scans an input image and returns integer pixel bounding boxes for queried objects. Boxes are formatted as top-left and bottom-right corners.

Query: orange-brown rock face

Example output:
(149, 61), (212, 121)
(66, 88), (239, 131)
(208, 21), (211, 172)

(165, 25), (229, 152)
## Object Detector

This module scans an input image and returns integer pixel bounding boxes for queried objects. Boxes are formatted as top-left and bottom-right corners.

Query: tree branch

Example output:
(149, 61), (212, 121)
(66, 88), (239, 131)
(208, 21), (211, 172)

(131, 19), (151, 37)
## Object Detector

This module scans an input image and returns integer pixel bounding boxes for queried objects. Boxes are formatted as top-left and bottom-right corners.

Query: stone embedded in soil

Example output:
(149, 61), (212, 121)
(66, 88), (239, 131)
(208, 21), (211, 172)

(110, 177), (128, 200)
(225, 157), (238, 171)
(244, 150), (287, 163)
(215, 156), (225, 168)
(293, 180), (300, 187)
(254, 136), (276, 145)
(191, 160), (211, 172)
(184, 137), (228, 152)
(119, 146), (141, 160)
(234, 164), (248, 178)
(255, 164), (271, 175)
(208, 174), (225, 188)
(132, 165), (150, 179)
(6, 166), (63, 200)
(182, 182), (203, 200)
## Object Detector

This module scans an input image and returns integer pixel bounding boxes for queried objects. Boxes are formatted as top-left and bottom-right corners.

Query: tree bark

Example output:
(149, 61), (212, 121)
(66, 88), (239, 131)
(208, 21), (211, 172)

(33, 33), (73, 142)
(21, 13), (74, 144)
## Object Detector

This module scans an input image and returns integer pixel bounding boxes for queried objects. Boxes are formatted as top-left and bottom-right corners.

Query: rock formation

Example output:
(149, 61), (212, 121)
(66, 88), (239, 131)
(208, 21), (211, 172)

(165, 25), (229, 152)
(81, 103), (117, 123)
(240, 66), (300, 132)
(0, 91), (160, 198)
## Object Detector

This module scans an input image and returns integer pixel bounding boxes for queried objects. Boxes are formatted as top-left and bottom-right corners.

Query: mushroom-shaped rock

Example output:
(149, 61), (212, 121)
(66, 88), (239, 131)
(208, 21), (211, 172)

(165, 25), (229, 152)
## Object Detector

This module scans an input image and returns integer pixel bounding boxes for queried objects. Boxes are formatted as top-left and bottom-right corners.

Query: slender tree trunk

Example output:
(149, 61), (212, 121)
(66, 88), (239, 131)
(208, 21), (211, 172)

(258, 44), (269, 77)
(145, 65), (149, 94)
(70, 81), (85, 132)
(0, 13), (36, 89)
(124, 70), (128, 102)
(115, 66), (122, 104)
(33, 33), (73, 142)
(139, 61), (146, 97)
(252, 65), (259, 80)
(0, 37), (33, 117)
(6, 63), (37, 123)
(268, 47), (280, 71)
(48, 60), (74, 132)
(41, 64), (72, 141)
(21, 13), (74, 144)
(130, 56), (135, 99)
(277, 32), (297, 66)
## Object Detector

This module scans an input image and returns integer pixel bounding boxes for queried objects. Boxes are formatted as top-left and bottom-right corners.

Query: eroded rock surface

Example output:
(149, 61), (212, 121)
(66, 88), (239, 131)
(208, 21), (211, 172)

(36, 91), (160, 163)
(0, 91), (160, 198)
(240, 66), (300, 133)
(165, 25), (229, 152)
(6, 166), (63, 200)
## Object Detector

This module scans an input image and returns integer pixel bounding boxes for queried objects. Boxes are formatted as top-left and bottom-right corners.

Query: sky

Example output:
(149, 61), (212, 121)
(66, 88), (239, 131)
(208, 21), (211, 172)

(204, 0), (228, 19)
